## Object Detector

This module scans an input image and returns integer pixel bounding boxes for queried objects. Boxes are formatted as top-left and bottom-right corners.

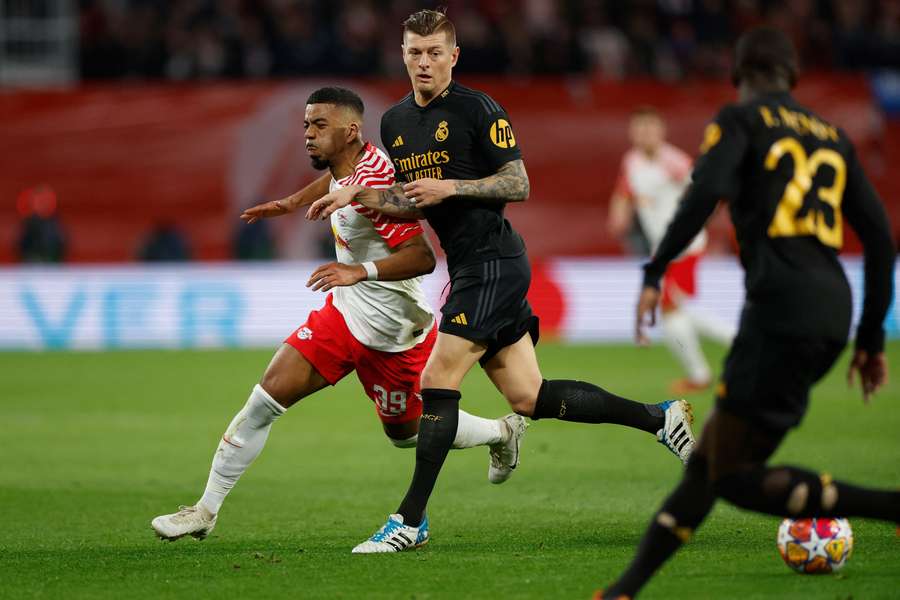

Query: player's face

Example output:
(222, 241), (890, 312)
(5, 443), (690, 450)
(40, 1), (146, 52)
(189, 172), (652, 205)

(402, 31), (459, 99)
(304, 104), (352, 170)
(630, 115), (665, 154)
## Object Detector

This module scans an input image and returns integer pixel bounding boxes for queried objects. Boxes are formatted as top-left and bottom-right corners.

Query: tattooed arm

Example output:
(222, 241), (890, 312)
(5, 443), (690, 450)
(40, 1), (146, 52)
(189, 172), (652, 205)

(452, 159), (530, 202)
(305, 183), (424, 221)
(401, 159), (530, 208)
(358, 184), (426, 218)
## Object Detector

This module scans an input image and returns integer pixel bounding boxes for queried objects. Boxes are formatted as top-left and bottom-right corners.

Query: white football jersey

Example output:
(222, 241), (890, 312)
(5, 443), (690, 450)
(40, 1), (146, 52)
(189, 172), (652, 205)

(615, 142), (706, 256)
(328, 142), (433, 352)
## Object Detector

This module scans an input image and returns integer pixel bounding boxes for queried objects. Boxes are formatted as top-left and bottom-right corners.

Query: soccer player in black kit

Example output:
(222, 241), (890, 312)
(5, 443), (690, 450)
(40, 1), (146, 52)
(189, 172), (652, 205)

(596, 28), (898, 599)
(308, 8), (697, 552)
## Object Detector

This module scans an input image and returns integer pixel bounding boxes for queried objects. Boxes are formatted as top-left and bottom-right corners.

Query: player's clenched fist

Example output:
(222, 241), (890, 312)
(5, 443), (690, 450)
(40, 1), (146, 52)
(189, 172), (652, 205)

(402, 178), (455, 208)
(307, 261), (366, 292)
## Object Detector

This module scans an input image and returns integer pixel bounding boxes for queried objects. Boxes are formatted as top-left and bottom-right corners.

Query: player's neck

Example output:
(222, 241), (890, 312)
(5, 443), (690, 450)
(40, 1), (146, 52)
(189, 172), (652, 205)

(638, 146), (660, 160)
(413, 79), (452, 107)
(739, 79), (790, 103)
(330, 140), (366, 181)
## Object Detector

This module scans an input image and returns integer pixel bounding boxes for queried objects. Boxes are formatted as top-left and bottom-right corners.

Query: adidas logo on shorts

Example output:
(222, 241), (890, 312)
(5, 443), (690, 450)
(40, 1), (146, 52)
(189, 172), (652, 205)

(450, 313), (468, 326)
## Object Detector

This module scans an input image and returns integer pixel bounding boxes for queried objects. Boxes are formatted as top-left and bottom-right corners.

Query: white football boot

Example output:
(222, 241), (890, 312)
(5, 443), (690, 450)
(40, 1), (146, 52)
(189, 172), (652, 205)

(351, 513), (429, 553)
(488, 413), (528, 484)
(657, 399), (695, 464)
(151, 504), (217, 541)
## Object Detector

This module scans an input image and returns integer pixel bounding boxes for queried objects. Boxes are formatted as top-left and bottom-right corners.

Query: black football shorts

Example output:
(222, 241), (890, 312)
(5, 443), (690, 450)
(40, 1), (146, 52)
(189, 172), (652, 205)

(716, 323), (845, 433)
(439, 253), (540, 366)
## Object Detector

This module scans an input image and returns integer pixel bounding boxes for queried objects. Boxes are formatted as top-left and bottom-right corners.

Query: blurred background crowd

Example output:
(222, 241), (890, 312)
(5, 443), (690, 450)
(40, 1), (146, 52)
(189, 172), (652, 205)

(68, 0), (900, 81)
(2, 0), (899, 266)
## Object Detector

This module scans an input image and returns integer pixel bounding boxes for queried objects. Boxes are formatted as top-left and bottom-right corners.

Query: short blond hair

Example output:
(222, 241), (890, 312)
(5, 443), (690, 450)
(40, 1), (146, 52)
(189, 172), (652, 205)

(403, 8), (456, 46)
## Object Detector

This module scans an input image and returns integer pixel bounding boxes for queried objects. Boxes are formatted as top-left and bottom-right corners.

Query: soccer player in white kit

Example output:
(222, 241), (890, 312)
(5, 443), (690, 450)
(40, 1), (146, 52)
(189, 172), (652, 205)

(608, 107), (734, 394)
(151, 87), (526, 545)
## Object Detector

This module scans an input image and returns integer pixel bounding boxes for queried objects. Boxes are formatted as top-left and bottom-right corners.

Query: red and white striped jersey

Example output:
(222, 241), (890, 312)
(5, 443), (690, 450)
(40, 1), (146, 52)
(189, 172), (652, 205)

(329, 142), (433, 352)
(615, 142), (706, 256)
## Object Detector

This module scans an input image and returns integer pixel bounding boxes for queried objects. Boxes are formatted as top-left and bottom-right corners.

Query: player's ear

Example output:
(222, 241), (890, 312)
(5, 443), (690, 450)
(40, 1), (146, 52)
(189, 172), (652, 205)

(450, 46), (460, 68)
(347, 121), (360, 143)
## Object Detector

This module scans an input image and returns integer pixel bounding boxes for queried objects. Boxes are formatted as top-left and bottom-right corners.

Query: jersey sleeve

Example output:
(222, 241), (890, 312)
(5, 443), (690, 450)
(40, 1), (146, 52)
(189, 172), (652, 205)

(643, 106), (747, 288)
(664, 145), (693, 183)
(355, 206), (423, 248)
(841, 141), (896, 354)
(473, 99), (523, 172)
(350, 149), (423, 248)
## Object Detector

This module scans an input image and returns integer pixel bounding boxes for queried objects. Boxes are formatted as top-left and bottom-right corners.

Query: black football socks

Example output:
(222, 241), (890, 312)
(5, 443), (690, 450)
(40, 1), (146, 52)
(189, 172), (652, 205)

(605, 456), (717, 598)
(396, 388), (460, 527)
(715, 465), (900, 522)
(532, 379), (664, 434)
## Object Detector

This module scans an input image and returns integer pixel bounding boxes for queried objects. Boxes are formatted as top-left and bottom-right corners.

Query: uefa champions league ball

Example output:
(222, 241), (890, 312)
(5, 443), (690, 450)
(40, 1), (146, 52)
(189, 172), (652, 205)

(776, 518), (854, 574)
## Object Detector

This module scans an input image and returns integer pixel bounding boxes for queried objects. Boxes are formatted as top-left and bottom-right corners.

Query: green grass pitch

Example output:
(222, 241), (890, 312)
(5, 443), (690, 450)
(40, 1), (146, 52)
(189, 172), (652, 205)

(2, 341), (898, 599)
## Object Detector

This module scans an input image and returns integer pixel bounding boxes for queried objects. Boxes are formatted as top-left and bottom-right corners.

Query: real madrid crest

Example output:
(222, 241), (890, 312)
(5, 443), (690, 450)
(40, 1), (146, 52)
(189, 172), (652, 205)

(435, 120), (449, 142)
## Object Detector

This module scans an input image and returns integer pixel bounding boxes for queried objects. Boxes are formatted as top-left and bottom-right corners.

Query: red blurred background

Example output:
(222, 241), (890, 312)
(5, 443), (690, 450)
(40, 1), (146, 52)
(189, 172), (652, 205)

(2, 74), (896, 263)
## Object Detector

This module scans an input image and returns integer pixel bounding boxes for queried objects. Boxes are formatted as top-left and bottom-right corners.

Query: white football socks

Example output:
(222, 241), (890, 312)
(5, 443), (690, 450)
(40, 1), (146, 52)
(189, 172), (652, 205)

(661, 309), (711, 384)
(198, 384), (286, 515)
(684, 307), (736, 346)
(452, 409), (503, 449)
(389, 410), (504, 450)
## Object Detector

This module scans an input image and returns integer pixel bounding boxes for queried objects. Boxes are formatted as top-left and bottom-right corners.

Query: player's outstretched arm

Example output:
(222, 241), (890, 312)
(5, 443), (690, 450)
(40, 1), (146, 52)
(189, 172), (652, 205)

(241, 173), (331, 224)
(306, 234), (435, 292)
(306, 184), (424, 220)
(401, 159), (530, 209)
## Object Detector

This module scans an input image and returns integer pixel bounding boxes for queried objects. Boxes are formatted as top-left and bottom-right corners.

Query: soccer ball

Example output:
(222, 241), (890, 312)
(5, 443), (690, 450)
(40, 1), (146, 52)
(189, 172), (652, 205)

(776, 518), (853, 574)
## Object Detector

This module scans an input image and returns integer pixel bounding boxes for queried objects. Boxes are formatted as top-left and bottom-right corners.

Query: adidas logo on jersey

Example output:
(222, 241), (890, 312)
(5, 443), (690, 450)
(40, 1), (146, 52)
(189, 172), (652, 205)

(450, 313), (468, 326)
(391, 136), (404, 148)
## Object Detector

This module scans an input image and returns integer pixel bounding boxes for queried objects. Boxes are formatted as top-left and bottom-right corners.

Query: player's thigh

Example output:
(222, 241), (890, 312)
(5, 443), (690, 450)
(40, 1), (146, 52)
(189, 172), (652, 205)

(420, 331), (486, 390)
(484, 332), (544, 416)
(259, 344), (330, 408)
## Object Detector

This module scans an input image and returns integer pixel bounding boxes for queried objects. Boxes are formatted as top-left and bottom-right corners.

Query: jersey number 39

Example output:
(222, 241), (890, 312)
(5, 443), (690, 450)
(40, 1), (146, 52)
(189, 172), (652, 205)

(765, 136), (846, 249)
(373, 385), (407, 416)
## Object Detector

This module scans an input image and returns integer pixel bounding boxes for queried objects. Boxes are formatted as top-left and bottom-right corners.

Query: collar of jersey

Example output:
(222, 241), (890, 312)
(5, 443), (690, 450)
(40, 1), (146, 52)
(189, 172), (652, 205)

(335, 142), (376, 186)
(411, 80), (455, 111)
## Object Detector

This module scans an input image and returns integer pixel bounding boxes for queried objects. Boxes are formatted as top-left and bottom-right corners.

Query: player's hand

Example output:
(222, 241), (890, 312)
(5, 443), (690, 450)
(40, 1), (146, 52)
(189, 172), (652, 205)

(635, 286), (660, 346)
(306, 262), (366, 292)
(306, 186), (359, 221)
(847, 349), (888, 404)
(402, 178), (454, 208)
(240, 199), (291, 224)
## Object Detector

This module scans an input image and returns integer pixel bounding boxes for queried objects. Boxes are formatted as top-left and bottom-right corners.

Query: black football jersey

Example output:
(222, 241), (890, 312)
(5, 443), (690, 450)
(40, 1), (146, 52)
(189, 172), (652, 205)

(644, 91), (894, 352)
(380, 81), (526, 273)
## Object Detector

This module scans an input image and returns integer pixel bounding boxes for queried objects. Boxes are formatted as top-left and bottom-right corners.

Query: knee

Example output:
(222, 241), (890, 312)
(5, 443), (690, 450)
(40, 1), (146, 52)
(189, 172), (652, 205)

(389, 434), (417, 449)
(259, 372), (288, 406)
(421, 363), (457, 391)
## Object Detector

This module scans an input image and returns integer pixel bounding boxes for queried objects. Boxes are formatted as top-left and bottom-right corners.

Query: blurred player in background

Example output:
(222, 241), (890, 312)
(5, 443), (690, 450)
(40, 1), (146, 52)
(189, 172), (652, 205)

(598, 28), (898, 599)
(308, 9), (696, 554)
(151, 87), (526, 544)
(609, 107), (734, 394)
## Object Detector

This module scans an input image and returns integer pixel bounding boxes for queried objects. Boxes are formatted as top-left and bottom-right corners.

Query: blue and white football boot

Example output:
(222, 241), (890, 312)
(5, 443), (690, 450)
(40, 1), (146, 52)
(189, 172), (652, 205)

(657, 399), (695, 464)
(351, 513), (429, 553)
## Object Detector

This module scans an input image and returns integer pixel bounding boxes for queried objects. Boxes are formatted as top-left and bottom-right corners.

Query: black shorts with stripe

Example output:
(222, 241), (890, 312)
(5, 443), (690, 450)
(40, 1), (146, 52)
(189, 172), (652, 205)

(716, 316), (845, 433)
(439, 253), (540, 366)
